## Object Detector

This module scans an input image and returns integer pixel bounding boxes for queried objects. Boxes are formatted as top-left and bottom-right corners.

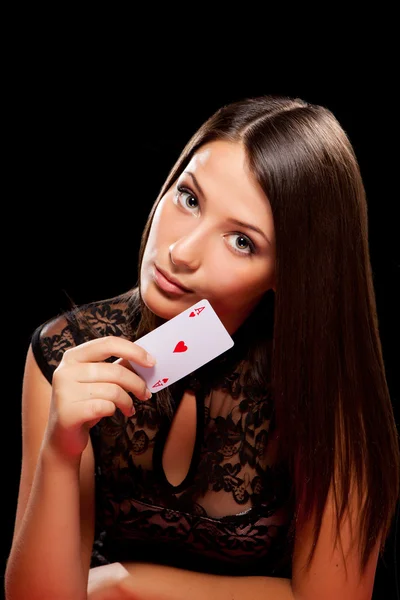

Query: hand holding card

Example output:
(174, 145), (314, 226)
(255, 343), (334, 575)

(130, 299), (234, 393)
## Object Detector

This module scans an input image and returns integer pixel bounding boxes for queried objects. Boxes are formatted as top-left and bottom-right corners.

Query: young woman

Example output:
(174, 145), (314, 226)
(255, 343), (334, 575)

(6, 95), (400, 599)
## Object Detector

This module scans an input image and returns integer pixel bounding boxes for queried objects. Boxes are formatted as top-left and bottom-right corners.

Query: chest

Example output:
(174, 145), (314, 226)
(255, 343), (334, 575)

(94, 387), (283, 519)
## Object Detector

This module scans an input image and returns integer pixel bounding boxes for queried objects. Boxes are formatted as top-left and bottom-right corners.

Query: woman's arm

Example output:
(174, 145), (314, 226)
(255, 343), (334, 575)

(6, 336), (155, 600)
(6, 446), (89, 600)
(5, 347), (94, 600)
(116, 563), (294, 600)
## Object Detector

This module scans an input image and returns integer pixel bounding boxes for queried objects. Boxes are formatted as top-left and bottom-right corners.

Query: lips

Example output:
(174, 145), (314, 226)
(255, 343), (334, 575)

(154, 265), (194, 293)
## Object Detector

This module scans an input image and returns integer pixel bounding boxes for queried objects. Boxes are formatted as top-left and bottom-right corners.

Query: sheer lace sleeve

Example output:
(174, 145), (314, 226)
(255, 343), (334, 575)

(30, 314), (79, 384)
(30, 295), (134, 384)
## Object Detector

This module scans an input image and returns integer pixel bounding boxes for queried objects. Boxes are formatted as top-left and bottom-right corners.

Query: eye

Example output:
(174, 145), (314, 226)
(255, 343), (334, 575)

(175, 186), (199, 213)
(174, 183), (256, 257)
(225, 233), (256, 256)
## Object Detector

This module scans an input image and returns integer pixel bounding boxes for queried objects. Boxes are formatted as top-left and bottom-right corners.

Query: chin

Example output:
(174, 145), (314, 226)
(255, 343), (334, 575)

(140, 284), (189, 321)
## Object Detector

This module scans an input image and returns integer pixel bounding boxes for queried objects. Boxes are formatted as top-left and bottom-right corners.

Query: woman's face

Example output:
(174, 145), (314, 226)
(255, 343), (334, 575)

(140, 140), (276, 334)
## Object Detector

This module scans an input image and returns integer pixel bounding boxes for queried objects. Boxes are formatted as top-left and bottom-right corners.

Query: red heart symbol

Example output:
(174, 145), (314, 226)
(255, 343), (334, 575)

(189, 311), (195, 317)
(173, 341), (188, 353)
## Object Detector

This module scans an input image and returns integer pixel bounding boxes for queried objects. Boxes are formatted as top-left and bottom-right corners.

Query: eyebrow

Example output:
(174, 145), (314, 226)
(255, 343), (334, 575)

(184, 171), (271, 246)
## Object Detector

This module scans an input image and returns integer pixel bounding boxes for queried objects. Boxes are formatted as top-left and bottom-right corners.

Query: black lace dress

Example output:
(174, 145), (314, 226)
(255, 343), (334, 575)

(31, 294), (295, 579)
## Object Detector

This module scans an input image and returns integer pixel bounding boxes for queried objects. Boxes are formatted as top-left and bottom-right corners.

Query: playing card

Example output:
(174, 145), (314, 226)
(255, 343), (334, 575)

(130, 299), (234, 393)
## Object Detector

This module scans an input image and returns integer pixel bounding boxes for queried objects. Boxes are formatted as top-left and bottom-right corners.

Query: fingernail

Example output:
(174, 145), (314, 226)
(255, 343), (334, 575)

(145, 388), (152, 399)
(146, 353), (156, 366)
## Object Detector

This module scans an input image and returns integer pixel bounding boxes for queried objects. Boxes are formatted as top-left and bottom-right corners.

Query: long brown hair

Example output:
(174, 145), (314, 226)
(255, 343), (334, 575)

(100, 95), (400, 577)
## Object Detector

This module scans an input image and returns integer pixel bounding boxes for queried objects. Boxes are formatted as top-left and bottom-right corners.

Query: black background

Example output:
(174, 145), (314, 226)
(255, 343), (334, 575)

(3, 23), (399, 600)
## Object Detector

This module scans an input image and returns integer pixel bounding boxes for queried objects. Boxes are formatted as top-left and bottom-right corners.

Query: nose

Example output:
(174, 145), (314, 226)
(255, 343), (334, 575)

(169, 227), (206, 270)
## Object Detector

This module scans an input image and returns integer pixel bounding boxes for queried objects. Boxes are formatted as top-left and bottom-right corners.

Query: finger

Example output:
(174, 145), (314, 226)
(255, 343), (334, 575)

(75, 362), (151, 400)
(59, 399), (117, 430)
(63, 336), (156, 367)
(115, 357), (137, 371)
(115, 357), (150, 377)
(83, 383), (136, 417)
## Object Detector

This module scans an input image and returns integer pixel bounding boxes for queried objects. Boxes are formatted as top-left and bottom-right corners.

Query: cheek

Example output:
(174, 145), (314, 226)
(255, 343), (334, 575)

(209, 261), (271, 300)
(150, 197), (179, 240)
(143, 199), (170, 252)
(208, 264), (250, 294)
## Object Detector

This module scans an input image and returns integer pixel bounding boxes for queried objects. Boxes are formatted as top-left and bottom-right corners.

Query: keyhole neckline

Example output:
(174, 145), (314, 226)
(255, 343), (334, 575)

(152, 388), (205, 494)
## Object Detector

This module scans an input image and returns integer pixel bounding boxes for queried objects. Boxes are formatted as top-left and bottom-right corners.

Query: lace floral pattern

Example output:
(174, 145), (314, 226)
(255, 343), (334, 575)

(40, 325), (75, 368)
(32, 295), (294, 577)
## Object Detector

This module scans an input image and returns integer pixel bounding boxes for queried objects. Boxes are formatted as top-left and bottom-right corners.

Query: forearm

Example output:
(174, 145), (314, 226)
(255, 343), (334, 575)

(5, 445), (87, 600)
(119, 562), (295, 600)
